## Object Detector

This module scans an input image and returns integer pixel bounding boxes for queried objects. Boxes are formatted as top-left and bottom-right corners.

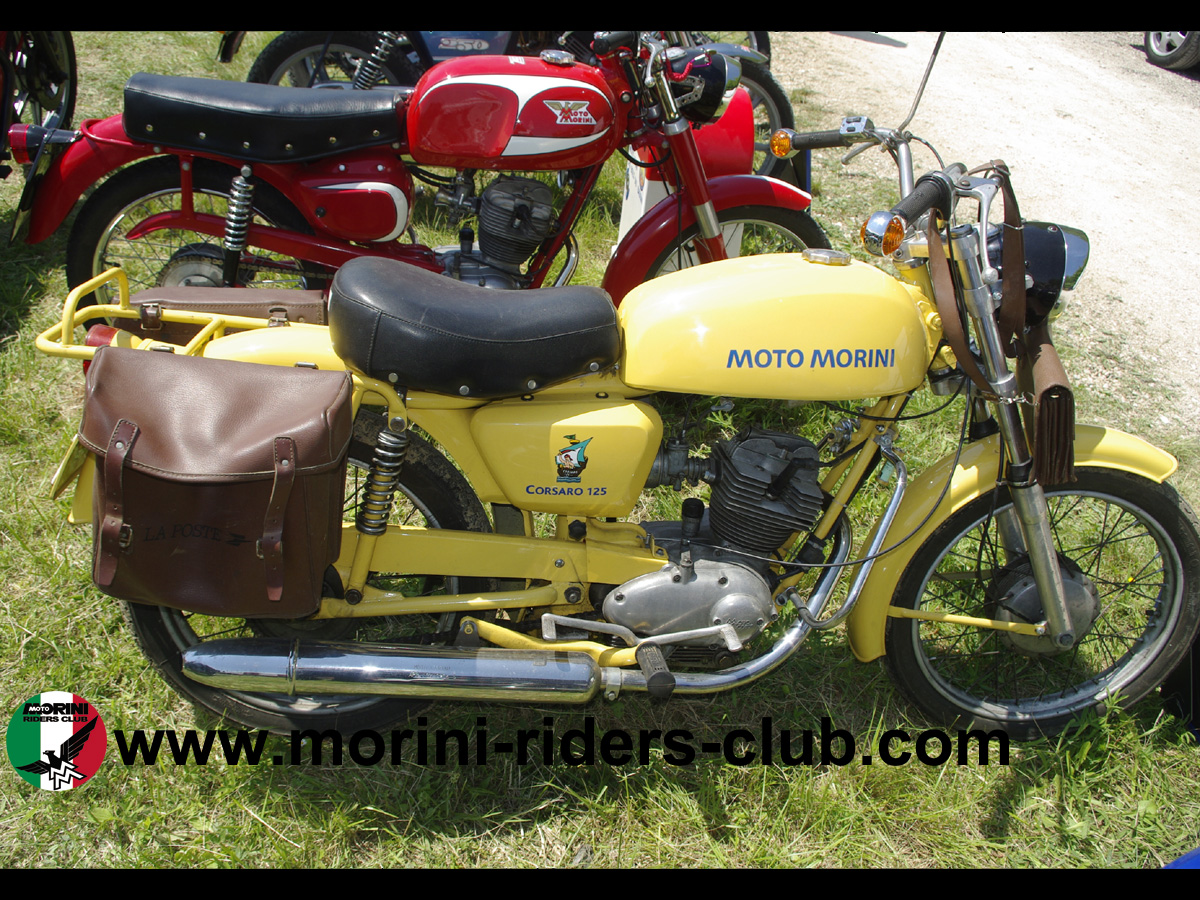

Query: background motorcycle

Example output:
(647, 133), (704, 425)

(0, 30), (75, 180)
(11, 32), (826, 310)
(220, 30), (794, 179)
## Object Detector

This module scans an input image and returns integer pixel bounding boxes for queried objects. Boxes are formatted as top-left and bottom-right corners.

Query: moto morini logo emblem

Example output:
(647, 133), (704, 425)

(544, 100), (596, 126)
(7, 691), (107, 791)
(139, 523), (251, 547)
(726, 347), (897, 369)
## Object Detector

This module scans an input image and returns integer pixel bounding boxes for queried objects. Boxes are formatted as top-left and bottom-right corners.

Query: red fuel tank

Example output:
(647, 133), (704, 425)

(407, 55), (624, 170)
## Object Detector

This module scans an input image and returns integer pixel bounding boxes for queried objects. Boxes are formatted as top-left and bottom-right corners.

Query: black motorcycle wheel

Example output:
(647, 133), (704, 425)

(884, 468), (1200, 741)
(66, 156), (327, 309)
(645, 204), (830, 280)
(247, 31), (422, 87)
(9, 31), (76, 129)
(121, 433), (493, 735)
(1143, 32), (1200, 71)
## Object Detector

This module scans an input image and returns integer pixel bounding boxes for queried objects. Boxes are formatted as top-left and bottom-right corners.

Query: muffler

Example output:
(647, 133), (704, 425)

(182, 638), (609, 703)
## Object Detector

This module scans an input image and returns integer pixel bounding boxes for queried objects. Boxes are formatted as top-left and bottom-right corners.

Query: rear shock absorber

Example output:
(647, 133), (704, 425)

(352, 32), (403, 90)
(355, 419), (409, 535)
(222, 165), (255, 287)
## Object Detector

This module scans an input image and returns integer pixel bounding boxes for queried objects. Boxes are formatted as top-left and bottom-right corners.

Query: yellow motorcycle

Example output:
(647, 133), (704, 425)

(37, 55), (1200, 742)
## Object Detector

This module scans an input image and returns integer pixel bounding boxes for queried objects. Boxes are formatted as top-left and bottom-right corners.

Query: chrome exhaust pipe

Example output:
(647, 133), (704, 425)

(182, 518), (850, 705)
(182, 638), (608, 704)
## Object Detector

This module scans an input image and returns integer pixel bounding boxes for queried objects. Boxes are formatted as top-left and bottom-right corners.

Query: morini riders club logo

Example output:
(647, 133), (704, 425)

(543, 100), (597, 126)
(555, 434), (592, 483)
(7, 691), (107, 790)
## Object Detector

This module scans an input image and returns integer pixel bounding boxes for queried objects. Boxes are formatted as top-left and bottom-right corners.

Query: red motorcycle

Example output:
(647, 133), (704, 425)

(9, 31), (827, 308)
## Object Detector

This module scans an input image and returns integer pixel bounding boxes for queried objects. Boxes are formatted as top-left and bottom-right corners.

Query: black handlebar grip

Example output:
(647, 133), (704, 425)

(785, 129), (853, 152)
(592, 32), (637, 56)
(890, 171), (956, 225)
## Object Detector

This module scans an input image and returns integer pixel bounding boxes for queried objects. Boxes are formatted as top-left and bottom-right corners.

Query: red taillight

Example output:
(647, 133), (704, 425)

(7, 124), (38, 166)
(81, 325), (121, 374)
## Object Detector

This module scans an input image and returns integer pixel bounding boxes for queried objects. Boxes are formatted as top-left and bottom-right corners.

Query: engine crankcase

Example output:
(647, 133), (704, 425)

(602, 559), (776, 645)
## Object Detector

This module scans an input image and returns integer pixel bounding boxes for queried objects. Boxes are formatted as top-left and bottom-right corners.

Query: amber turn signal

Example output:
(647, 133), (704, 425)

(769, 129), (796, 159)
(860, 213), (907, 257)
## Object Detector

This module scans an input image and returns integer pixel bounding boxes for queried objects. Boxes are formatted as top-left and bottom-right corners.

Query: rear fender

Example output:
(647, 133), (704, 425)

(22, 115), (155, 244)
(845, 425), (1179, 662)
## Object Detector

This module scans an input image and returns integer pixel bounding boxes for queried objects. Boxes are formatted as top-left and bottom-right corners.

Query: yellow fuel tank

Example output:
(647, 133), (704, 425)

(619, 254), (938, 402)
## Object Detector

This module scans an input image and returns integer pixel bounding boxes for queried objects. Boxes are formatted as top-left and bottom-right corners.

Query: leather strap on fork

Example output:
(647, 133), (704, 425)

(925, 218), (991, 392)
(968, 160), (1027, 358)
(96, 419), (139, 587)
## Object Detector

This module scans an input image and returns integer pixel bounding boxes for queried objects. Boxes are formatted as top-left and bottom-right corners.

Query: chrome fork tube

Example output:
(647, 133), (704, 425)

(950, 226), (1074, 647)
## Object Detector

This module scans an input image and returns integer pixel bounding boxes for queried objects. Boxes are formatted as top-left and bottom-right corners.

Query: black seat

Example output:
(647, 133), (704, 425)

(328, 257), (621, 400)
(122, 73), (404, 164)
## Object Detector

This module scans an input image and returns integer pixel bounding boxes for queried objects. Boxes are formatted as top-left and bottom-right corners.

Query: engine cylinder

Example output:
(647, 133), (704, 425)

(708, 429), (823, 554)
(478, 177), (554, 266)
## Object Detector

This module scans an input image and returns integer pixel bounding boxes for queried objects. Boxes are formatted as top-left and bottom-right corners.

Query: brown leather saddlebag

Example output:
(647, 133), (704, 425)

(78, 346), (352, 618)
(115, 287), (327, 345)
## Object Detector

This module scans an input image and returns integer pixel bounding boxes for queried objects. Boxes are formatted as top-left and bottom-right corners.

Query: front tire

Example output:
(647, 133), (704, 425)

(885, 468), (1200, 740)
(735, 61), (794, 179)
(645, 204), (830, 280)
(121, 433), (492, 735)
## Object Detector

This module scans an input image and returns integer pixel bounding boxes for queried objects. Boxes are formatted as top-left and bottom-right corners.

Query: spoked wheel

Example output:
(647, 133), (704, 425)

(8, 31), (76, 128)
(247, 31), (422, 88)
(66, 157), (327, 308)
(885, 468), (1200, 740)
(647, 204), (830, 279)
(121, 434), (492, 734)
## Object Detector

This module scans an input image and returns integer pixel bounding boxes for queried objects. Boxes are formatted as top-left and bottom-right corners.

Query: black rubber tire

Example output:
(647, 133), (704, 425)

(645, 203), (831, 280)
(884, 468), (1200, 741)
(11, 31), (76, 129)
(248, 31), (422, 87)
(121, 433), (493, 735)
(66, 156), (325, 309)
(735, 60), (794, 179)
(1143, 32), (1200, 71)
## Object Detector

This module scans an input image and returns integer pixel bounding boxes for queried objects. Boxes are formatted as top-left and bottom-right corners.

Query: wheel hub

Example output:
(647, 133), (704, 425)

(156, 242), (229, 288)
(988, 556), (1100, 656)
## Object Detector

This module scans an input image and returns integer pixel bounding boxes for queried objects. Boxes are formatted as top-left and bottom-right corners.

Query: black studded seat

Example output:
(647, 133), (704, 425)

(328, 257), (622, 400)
(122, 73), (404, 164)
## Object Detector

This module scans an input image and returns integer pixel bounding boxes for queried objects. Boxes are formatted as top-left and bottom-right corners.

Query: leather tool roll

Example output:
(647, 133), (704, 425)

(1016, 321), (1076, 486)
(78, 346), (352, 618)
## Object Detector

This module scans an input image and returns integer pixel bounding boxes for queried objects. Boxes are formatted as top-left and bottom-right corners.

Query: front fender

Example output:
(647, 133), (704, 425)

(601, 173), (813, 304)
(845, 425), (1179, 662)
(23, 115), (155, 244)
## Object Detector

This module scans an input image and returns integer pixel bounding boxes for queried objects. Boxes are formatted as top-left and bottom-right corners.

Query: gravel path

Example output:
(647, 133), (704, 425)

(769, 31), (1200, 433)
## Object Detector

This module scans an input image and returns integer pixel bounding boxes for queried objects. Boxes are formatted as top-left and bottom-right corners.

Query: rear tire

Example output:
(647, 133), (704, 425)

(66, 156), (326, 309)
(121, 433), (492, 735)
(1143, 32), (1200, 70)
(248, 31), (422, 87)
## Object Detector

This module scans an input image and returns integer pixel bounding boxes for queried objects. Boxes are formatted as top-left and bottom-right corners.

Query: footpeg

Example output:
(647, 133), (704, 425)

(635, 643), (675, 700)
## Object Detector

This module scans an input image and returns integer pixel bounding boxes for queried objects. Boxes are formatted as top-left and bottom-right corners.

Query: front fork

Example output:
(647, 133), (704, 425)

(951, 224), (1075, 648)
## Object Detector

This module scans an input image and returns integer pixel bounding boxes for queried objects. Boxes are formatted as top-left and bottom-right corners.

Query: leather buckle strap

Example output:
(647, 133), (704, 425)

(96, 419), (139, 587)
(925, 218), (992, 393)
(261, 436), (296, 603)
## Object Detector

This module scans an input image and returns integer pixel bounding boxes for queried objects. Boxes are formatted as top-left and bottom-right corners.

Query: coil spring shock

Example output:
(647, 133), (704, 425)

(352, 31), (402, 90)
(356, 423), (409, 535)
(222, 165), (255, 286)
